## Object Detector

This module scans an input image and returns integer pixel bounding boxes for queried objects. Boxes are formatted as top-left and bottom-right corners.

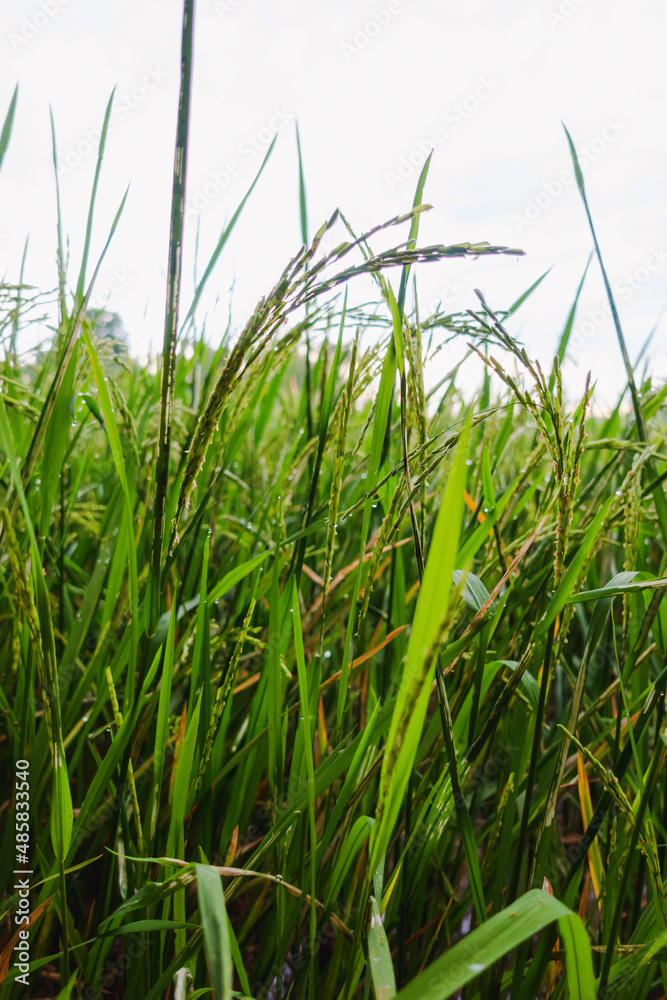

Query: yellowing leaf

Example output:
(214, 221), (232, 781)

(577, 750), (603, 898)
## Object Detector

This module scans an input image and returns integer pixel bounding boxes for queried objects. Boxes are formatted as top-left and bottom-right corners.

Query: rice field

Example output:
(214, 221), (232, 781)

(1, 6), (667, 999)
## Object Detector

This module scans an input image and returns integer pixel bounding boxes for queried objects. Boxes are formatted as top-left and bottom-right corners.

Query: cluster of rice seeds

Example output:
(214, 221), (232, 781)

(1, 508), (57, 748)
(320, 334), (358, 649)
(469, 297), (592, 599)
(623, 455), (645, 635)
(105, 664), (144, 852)
(559, 723), (664, 899)
(356, 478), (406, 641)
(403, 321), (427, 545)
(169, 294), (280, 551)
(195, 598), (256, 796)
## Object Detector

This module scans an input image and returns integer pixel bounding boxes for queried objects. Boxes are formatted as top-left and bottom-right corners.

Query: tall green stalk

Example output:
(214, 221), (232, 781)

(148, 0), (196, 635)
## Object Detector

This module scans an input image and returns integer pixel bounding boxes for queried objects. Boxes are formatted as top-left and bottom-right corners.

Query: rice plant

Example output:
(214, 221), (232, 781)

(1, 7), (667, 1000)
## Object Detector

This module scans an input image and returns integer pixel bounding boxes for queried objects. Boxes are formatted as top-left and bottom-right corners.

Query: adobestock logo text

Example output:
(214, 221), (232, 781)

(8, 0), (73, 53)
(57, 67), (168, 177)
(384, 76), (501, 191)
(568, 246), (667, 357)
(339, 1), (403, 62)
(185, 108), (294, 219)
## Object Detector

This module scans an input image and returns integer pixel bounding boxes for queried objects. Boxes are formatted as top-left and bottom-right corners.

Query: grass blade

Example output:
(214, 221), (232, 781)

(393, 890), (593, 1000)
(0, 84), (18, 171)
(195, 864), (232, 1000)
(370, 410), (470, 873)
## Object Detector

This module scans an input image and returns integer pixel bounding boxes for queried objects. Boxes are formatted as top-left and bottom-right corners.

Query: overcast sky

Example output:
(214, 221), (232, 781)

(1, 0), (666, 408)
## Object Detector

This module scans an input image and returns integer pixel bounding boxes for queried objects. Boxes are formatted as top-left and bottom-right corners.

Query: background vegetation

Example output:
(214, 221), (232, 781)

(1, 5), (667, 999)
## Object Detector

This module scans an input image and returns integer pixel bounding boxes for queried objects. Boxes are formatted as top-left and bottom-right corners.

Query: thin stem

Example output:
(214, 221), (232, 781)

(148, 0), (195, 634)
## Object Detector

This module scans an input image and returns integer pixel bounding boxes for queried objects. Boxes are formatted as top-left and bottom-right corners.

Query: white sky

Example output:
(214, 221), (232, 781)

(1, 0), (666, 409)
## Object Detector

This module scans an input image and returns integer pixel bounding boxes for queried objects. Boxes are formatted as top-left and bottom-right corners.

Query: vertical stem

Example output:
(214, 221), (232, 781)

(11, 237), (29, 368)
(149, 0), (195, 634)
(436, 660), (487, 927)
(565, 125), (667, 549)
